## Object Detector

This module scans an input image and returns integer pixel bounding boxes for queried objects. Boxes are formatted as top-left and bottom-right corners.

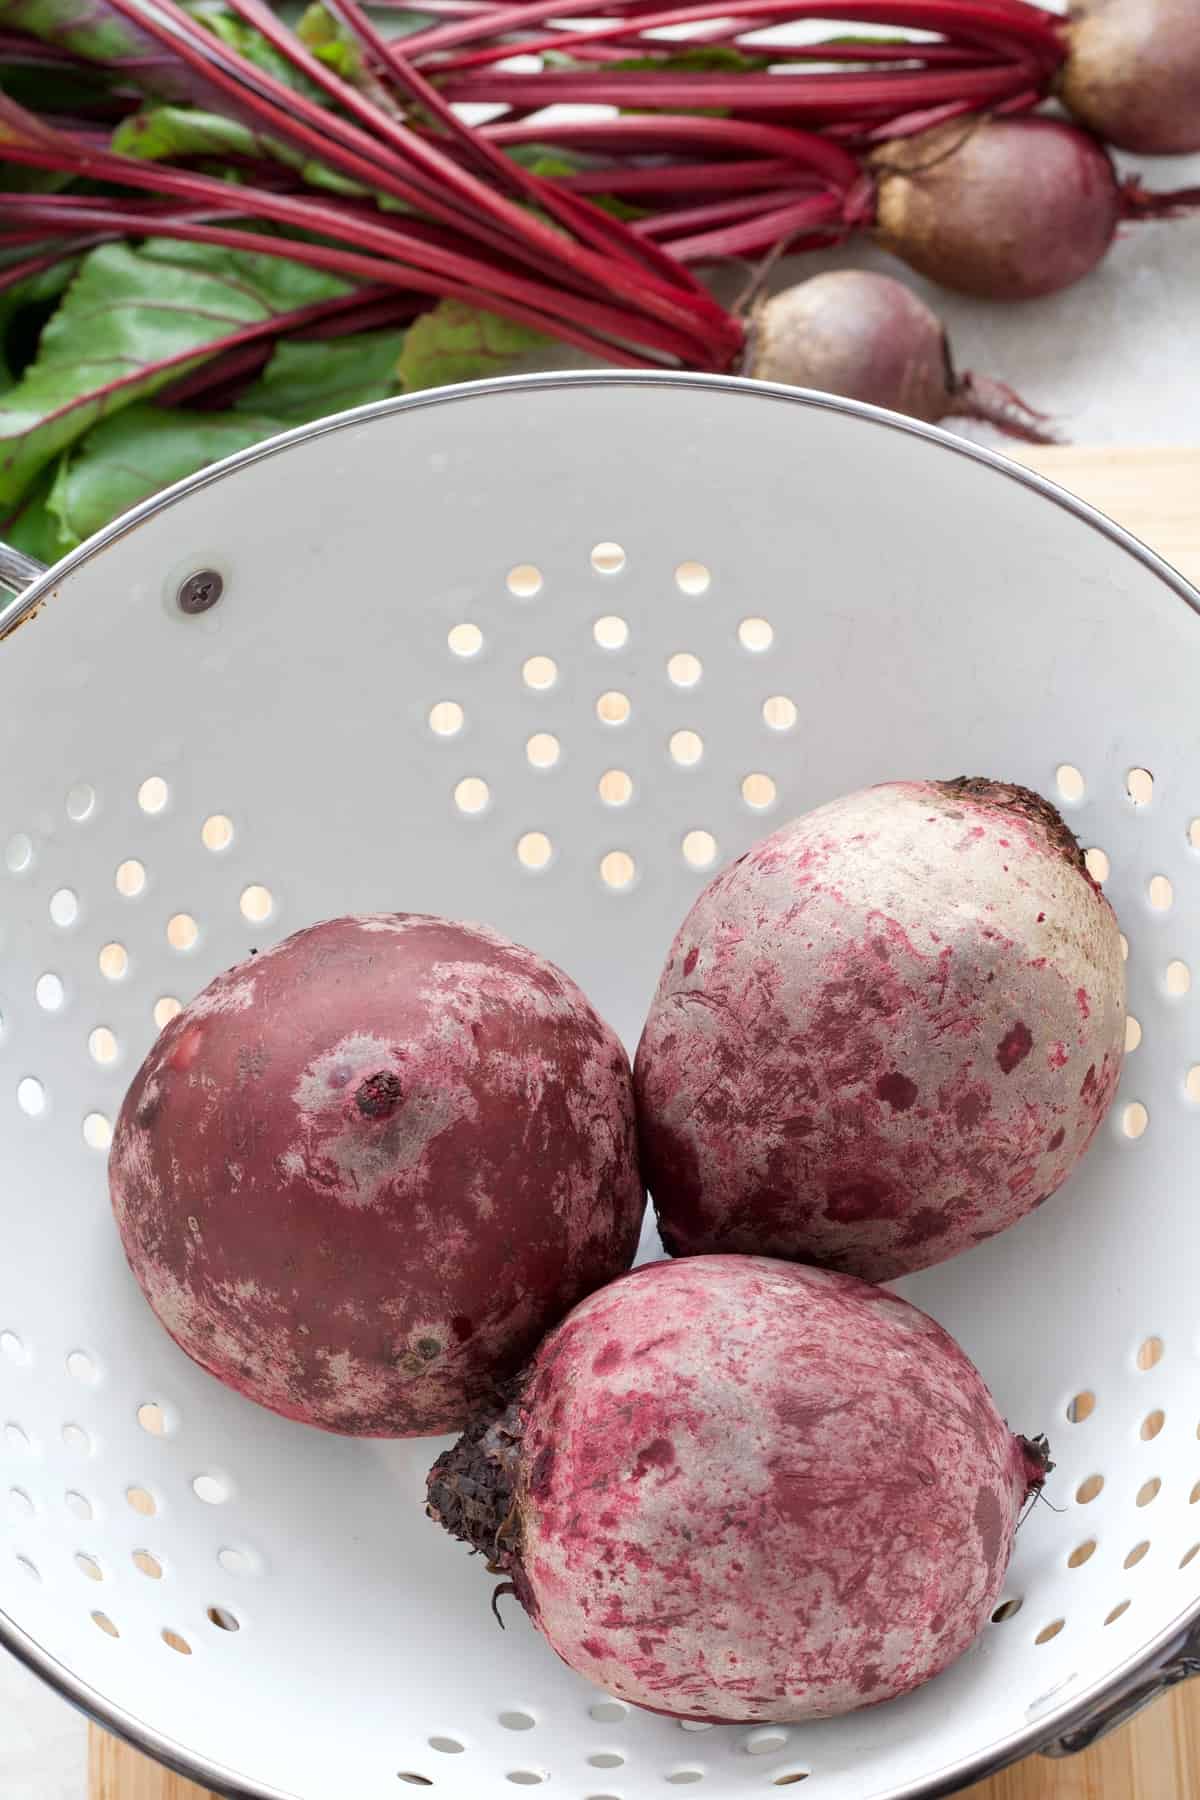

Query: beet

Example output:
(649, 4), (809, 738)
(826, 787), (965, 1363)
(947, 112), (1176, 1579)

(110, 914), (644, 1436)
(1062, 0), (1200, 155)
(871, 116), (1123, 301)
(635, 779), (1125, 1282)
(428, 1255), (1050, 1722)
(749, 271), (1055, 442)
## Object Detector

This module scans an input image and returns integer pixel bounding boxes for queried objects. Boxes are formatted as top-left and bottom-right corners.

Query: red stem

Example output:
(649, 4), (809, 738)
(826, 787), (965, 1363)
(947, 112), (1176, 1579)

(0, 188), (710, 365)
(429, 19), (1007, 73)
(847, 83), (1039, 139)
(300, 295), (425, 336)
(0, 238), (102, 290)
(747, 41), (998, 62)
(500, 35), (997, 62)
(156, 291), (423, 408)
(496, 115), (860, 200)
(92, 0), (587, 286)
(0, 277), (388, 436)
(318, 0), (734, 335)
(556, 157), (823, 198)
(402, 0), (1064, 65)
(204, 0), (731, 355)
(1121, 179), (1200, 220)
(0, 85), (722, 364)
(215, 0), (565, 221)
(156, 340), (275, 408)
(660, 189), (845, 258)
(439, 61), (1044, 119)
(634, 185), (828, 239)
(483, 112), (860, 170)
(94, 0), (542, 251)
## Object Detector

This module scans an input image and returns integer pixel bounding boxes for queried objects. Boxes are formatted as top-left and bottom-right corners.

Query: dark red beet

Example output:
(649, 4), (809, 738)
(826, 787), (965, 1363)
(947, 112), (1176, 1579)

(110, 914), (644, 1436)
(748, 271), (1055, 442)
(871, 116), (1123, 300)
(635, 779), (1125, 1282)
(1062, 0), (1200, 155)
(428, 1255), (1050, 1722)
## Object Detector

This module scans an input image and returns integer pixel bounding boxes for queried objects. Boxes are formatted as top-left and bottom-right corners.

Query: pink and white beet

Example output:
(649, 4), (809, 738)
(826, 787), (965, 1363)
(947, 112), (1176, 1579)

(110, 914), (644, 1436)
(427, 1254), (1050, 1722)
(636, 779), (1125, 1281)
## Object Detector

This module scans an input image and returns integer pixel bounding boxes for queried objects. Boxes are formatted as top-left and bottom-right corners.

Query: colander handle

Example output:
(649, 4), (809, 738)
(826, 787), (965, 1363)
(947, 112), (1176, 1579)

(1041, 1615), (1200, 1756)
(0, 541), (48, 597)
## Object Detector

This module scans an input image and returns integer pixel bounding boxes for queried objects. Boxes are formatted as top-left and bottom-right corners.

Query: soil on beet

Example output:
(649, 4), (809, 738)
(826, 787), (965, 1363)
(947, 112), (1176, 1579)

(426, 1382), (525, 1566)
(934, 777), (1085, 872)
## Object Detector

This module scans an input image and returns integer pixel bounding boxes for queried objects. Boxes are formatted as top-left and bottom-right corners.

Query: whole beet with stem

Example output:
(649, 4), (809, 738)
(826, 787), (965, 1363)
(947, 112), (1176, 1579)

(488, 111), (1197, 306)
(870, 116), (1127, 301)
(428, 1255), (1051, 1722)
(748, 270), (1053, 439)
(636, 779), (1126, 1283)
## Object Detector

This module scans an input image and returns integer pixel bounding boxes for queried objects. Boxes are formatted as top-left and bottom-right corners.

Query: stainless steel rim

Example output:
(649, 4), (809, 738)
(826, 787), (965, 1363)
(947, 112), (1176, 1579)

(2, 369), (1197, 1800)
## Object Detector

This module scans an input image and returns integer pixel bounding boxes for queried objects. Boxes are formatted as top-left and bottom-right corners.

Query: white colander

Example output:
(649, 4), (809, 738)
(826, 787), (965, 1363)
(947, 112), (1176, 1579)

(1, 372), (1198, 1800)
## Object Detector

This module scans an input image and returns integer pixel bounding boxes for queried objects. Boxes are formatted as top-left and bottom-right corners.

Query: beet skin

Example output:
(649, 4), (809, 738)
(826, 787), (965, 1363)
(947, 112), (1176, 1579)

(110, 915), (644, 1436)
(635, 779), (1125, 1281)
(428, 1255), (1049, 1722)
(871, 117), (1122, 301)
(748, 271), (1054, 444)
(1062, 0), (1200, 156)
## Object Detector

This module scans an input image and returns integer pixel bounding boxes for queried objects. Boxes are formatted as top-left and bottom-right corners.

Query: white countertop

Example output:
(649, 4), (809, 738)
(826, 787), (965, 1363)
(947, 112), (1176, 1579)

(1, 1648), (87, 1800)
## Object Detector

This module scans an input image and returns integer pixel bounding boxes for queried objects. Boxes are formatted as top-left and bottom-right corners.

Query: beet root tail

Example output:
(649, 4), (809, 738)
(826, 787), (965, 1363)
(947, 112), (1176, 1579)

(1121, 179), (1200, 221)
(950, 371), (1061, 445)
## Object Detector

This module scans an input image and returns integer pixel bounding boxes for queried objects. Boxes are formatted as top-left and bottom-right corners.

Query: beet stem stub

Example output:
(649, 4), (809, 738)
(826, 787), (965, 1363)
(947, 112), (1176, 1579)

(747, 270), (1055, 442)
(1018, 1432), (1055, 1499)
(355, 1069), (403, 1117)
(426, 1385), (525, 1566)
(934, 777), (1084, 874)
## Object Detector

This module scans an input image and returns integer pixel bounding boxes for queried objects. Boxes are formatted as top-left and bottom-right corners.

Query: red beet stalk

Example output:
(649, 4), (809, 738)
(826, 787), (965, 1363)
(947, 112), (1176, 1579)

(408, 0), (1062, 142)
(483, 109), (1197, 293)
(94, 0), (732, 353)
(0, 0), (736, 375)
(407, 0), (1200, 155)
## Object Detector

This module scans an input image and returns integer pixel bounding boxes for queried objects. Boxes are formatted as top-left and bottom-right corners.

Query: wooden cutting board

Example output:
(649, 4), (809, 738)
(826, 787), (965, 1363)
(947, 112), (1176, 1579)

(87, 445), (1200, 1800)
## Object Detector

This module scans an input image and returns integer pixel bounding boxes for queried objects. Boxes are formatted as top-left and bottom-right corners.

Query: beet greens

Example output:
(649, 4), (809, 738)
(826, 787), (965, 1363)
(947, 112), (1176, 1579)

(0, 0), (1068, 556)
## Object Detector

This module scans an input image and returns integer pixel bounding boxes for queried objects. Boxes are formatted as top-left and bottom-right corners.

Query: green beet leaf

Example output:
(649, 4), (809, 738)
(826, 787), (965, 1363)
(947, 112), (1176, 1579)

(235, 330), (404, 422)
(111, 104), (262, 162)
(1, 469), (65, 565)
(111, 102), (376, 199)
(296, 2), (362, 79)
(45, 406), (283, 550)
(45, 327), (403, 548)
(0, 256), (79, 384)
(189, 0), (324, 98)
(0, 238), (351, 508)
(398, 299), (553, 393)
(610, 45), (770, 72)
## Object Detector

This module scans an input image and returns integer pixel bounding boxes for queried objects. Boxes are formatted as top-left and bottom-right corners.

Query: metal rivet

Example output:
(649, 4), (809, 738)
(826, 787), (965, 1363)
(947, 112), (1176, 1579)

(177, 570), (224, 615)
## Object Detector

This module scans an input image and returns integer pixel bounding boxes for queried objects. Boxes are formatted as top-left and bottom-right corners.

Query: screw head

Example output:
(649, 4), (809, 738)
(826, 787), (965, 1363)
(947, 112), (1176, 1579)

(177, 569), (224, 615)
